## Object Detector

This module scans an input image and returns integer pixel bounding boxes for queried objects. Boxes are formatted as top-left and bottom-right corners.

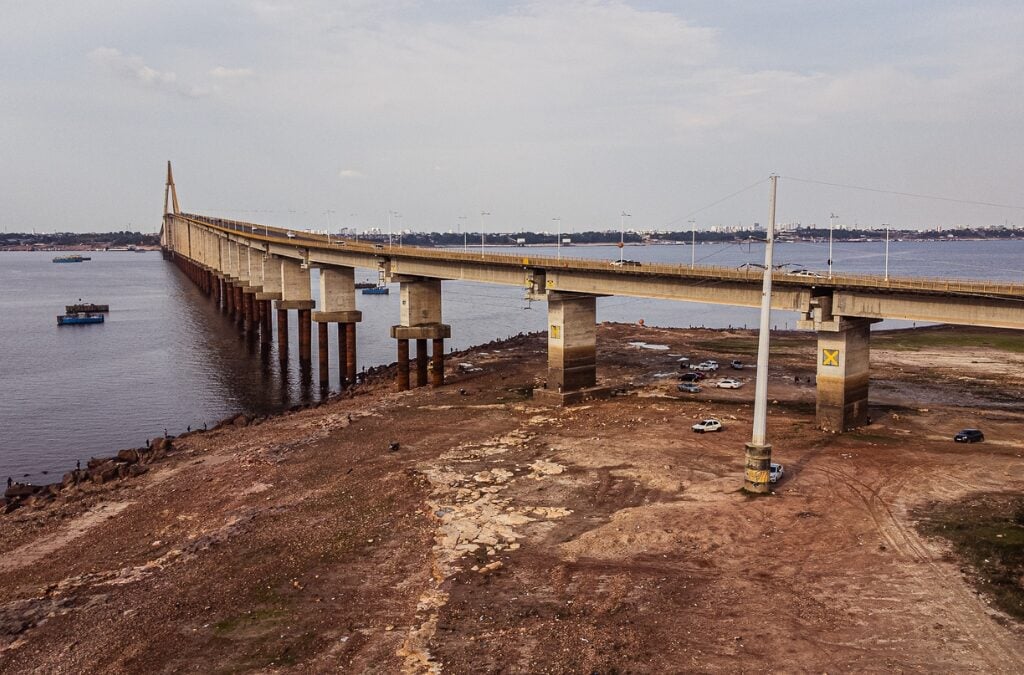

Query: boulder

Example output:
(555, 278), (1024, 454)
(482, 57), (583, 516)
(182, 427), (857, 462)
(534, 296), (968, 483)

(128, 465), (149, 477)
(87, 457), (109, 470)
(117, 449), (140, 464)
(4, 484), (38, 499)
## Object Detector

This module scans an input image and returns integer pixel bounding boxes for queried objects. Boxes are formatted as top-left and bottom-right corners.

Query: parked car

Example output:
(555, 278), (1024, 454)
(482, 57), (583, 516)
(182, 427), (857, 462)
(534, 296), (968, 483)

(691, 361), (719, 372)
(954, 428), (984, 443)
(691, 419), (723, 433)
(677, 383), (702, 393)
(769, 462), (784, 483)
(730, 359), (744, 370)
(679, 372), (705, 382)
(716, 378), (744, 389)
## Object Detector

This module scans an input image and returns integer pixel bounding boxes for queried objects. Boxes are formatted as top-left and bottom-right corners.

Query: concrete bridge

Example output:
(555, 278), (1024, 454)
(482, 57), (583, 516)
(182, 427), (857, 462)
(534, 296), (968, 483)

(160, 166), (1024, 432)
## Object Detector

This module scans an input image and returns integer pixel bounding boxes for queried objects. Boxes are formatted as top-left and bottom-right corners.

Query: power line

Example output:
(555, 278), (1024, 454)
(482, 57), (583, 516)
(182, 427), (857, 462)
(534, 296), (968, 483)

(662, 176), (771, 228)
(781, 176), (1024, 211)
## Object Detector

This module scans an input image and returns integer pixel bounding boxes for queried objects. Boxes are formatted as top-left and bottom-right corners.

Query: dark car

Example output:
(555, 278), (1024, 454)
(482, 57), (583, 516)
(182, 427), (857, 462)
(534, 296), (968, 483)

(954, 429), (984, 443)
(679, 372), (705, 382)
(677, 383), (701, 393)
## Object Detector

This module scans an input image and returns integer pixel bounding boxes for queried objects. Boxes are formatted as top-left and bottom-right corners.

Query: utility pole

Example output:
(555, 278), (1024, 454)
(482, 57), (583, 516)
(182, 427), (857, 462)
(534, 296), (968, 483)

(828, 212), (836, 278)
(458, 215), (467, 252)
(744, 175), (777, 494)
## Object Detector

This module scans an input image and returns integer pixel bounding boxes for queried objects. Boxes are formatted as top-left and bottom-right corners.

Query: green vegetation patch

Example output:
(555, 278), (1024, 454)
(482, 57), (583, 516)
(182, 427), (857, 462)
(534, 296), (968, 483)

(915, 492), (1024, 621)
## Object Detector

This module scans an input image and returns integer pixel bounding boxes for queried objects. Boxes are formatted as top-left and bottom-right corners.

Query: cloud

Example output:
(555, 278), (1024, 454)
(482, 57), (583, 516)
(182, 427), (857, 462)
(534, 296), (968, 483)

(209, 66), (254, 79)
(89, 47), (210, 98)
(338, 168), (364, 178)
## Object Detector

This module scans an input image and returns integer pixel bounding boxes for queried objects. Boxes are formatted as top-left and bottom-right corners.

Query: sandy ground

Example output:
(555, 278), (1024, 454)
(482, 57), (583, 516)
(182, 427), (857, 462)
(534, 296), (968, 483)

(1, 323), (1022, 673)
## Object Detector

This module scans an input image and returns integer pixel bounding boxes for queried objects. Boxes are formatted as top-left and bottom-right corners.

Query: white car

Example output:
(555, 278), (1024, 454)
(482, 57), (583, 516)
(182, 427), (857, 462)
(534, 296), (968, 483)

(691, 361), (719, 372)
(790, 269), (823, 278)
(691, 419), (723, 433)
(716, 378), (744, 389)
(769, 462), (784, 483)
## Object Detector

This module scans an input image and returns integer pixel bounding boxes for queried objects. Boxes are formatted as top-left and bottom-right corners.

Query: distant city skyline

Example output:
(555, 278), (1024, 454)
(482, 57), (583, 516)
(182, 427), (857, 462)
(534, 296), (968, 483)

(3, 1), (1023, 233)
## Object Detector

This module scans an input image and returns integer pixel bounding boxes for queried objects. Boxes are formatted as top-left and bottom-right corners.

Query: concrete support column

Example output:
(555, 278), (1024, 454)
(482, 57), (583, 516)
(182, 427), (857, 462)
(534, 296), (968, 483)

(337, 323), (348, 386)
(546, 292), (597, 392)
(345, 323), (357, 384)
(225, 281), (234, 314)
(277, 306), (289, 362)
(815, 318), (874, 432)
(318, 321), (330, 387)
(278, 258), (315, 364)
(313, 266), (362, 389)
(234, 286), (244, 324)
(261, 300), (273, 340)
(298, 309), (312, 365)
(415, 339), (429, 387)
(396, 339), (411, 391)
(430, 338), (444, 387)
(391, 276), (450, 391)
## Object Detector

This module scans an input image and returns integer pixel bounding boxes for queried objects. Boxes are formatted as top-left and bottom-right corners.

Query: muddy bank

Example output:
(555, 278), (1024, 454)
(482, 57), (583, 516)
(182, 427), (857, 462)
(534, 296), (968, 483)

(1, 323), (1023, 672)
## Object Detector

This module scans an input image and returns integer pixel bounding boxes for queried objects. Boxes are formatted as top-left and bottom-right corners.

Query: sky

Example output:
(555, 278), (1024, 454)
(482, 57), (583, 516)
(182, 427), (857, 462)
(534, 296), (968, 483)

(3, 0), (1024, 234)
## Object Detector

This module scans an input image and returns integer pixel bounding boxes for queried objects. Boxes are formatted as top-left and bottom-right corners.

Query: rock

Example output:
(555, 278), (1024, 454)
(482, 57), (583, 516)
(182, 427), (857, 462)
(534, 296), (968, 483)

(117, 449), (140, 464)
(87, 457), (109, 470)
(4, 484), (39, 499)
(388, 441), (400, 452)
(233, 414), (250, 428)
(128, 464), (149, 477)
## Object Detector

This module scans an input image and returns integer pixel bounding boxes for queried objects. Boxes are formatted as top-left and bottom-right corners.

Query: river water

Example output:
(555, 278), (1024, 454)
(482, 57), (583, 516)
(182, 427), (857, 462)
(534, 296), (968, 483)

(1, 239), (1021, 480)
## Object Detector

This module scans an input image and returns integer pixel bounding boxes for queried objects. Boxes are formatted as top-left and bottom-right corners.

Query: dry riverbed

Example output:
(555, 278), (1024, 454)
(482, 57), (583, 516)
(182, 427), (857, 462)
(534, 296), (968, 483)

(1, 323), (1022, 672)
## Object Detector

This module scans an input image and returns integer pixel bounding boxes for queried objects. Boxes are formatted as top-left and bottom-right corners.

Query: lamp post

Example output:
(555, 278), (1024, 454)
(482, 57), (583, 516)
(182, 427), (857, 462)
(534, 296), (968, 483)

(324, 210), (335, 245)
(553, 217), (562, 260)
(619, 211), (630, 263)
(828, 212), (836, 278)
(387, 210), (399, 248)
(458, 215), (467, 252)
(884, 224), (890, 281)
(479, 211), (490, 258)
(689, 219), (696, 269)
(744, 175), (778, 494)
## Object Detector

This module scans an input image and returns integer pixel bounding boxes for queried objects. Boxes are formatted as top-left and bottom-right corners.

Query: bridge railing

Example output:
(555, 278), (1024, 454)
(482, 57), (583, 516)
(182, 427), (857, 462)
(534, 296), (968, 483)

(173, 213), (1024, 299)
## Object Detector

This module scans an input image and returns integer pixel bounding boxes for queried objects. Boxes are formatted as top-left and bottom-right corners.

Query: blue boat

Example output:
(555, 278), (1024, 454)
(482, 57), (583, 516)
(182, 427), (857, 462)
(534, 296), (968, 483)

(53, 255), (89, 263)
(57, 313), (104, 325)
(361, 286), (389, 295)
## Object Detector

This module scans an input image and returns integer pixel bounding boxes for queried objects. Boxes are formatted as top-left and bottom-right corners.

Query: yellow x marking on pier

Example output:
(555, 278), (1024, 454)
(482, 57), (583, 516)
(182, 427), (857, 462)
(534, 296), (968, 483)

(822, 349), (840, 367)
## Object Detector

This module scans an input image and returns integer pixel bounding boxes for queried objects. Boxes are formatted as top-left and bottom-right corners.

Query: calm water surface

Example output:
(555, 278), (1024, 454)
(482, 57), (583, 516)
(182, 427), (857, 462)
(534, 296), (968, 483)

(2, 240), (1021, 480)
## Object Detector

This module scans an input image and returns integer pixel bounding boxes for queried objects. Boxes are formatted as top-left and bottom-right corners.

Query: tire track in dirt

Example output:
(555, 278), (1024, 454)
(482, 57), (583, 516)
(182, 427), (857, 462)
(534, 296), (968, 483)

(808, 463), (1024, 671)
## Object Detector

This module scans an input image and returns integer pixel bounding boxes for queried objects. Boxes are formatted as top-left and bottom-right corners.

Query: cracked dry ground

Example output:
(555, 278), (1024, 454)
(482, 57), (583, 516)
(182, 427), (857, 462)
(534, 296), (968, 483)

(2, 324), (1024, 672)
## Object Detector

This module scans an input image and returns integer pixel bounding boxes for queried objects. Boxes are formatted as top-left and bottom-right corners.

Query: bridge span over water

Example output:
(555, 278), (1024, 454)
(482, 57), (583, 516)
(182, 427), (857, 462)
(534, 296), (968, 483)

(160, 167), (1024, 433)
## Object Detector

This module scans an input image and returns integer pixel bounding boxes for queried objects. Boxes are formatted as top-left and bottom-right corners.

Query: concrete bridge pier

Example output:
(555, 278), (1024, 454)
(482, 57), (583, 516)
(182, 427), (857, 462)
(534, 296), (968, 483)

(390, 277), (450, 391)
(256, 254), (283, 348)
(312, 267), (363, 388)
(799, 299), (880, 432)
(276, 306), (289, 361)
(534, 292), (601, 404)
(279, 258), (315, 366)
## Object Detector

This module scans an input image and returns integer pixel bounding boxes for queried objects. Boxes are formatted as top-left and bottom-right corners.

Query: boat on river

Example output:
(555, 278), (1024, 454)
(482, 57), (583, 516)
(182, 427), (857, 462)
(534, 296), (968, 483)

(361, 286), (389, 295)
(57, 313), (105, 325)
(52, 255), (90, 263)
(65, 303), (109, 313)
